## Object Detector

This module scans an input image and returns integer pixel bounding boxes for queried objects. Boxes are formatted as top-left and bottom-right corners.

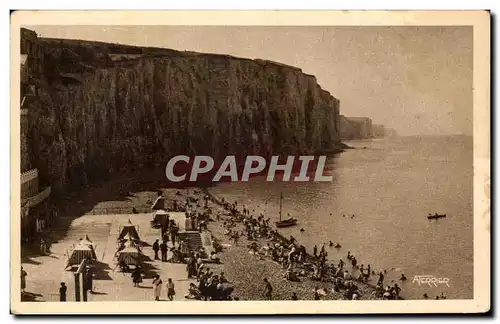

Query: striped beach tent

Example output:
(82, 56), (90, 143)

(65, 243), (96, 269)
(118, 219), (140, 241)
(116, 240), (145, 265)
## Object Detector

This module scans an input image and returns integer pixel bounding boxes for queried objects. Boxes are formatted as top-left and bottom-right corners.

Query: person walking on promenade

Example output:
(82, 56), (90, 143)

(84, 267), (94, 293)
(59, 282), (67, 301)
(167, 278), (176, 301)
(21, 267), (27, 294)
(263, 278), (273, 300)
(160, 240), (168, 262)
(132, 267), (142, 287)
(40, 239), (47, 255)
(170, 223), (178, 247)
(153, 275), (162, 301)
(153, 239), (160, 260)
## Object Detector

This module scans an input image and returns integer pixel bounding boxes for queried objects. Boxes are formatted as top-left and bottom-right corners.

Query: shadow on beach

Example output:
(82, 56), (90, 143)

(21, 167), (210, 261)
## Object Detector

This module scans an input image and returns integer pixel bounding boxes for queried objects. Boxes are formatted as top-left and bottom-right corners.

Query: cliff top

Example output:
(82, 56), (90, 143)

(37, 35), (305, 72)
(22, 28), (339, 100)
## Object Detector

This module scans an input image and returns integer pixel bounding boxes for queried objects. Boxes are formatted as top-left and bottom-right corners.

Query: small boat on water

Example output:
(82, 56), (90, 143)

(428, 213), (446, 220)
(276, 218), (298, 228)
(275, 193), (298, 228)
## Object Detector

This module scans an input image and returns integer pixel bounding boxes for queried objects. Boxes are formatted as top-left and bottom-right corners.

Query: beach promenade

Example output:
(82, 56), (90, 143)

(21, 210), (196, 302)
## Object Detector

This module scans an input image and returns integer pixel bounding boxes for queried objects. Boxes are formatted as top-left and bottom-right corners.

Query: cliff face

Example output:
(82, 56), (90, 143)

(372, 124), (385, 138)
(22, 32), (342, 193)
(339, 115), (373, 140)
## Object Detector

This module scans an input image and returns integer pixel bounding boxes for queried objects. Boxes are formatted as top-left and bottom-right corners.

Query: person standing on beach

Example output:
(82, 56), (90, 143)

(131, 267), (142, 287)
(160, 240), (168, 262)
(170, 223), (178, 246)
(393, 283), (402, 299)
(153, 239), (160, 260)
(84, 267), (94, 293)
(313, 245), (318, 258)
(152, 275), (162, 301)
(377, 272), (384, 286)
(40, 238), (47, 255)
(187, 253), (197, 278)
(59, 282), (67, 301)
(167, 278), (176, 301)
(263, 278), (273, 300)
(233, 231), (239, 245)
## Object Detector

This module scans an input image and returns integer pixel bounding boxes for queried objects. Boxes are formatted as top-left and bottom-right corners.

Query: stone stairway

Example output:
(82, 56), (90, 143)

(177, 231), (204, 252)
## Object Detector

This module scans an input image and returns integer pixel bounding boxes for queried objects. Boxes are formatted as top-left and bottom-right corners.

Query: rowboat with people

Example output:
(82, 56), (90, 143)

(427, 213), (446, 220)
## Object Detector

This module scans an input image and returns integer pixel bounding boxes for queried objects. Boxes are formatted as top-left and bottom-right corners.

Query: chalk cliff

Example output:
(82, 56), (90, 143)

(339, 115), (373, 140)
(21, 29), (342, 194)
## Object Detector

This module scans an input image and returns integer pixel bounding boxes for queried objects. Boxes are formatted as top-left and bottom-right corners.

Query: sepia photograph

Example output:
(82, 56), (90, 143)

(10, 10), (490, 315)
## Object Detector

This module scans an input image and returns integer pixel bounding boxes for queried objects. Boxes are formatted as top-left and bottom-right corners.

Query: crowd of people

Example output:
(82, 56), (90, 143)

(208, 194), (412, 300)
(21, 188), (445, 302)
(147, 191), (235, 301)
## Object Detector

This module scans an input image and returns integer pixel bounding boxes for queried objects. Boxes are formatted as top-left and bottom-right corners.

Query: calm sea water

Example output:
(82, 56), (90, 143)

(210, 136), (473, 299)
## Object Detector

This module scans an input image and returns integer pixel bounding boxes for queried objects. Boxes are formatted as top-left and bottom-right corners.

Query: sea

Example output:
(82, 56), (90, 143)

(210, 135), (474, 299)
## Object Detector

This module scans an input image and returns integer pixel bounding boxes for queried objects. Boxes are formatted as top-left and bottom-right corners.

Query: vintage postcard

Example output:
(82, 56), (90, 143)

(10, 10), (490, 315)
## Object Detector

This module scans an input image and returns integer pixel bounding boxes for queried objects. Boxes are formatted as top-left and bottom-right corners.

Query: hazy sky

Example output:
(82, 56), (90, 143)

(29, 25), (473, 136)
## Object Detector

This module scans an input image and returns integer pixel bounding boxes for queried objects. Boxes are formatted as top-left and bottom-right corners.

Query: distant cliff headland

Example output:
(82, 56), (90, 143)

(339, 115), (397, 141)
(20, 28), (387, 195)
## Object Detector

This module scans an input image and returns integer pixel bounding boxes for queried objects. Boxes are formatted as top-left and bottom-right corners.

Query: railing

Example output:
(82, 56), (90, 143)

(21, 168), (38, 185)
(22, 186), (51, 209)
